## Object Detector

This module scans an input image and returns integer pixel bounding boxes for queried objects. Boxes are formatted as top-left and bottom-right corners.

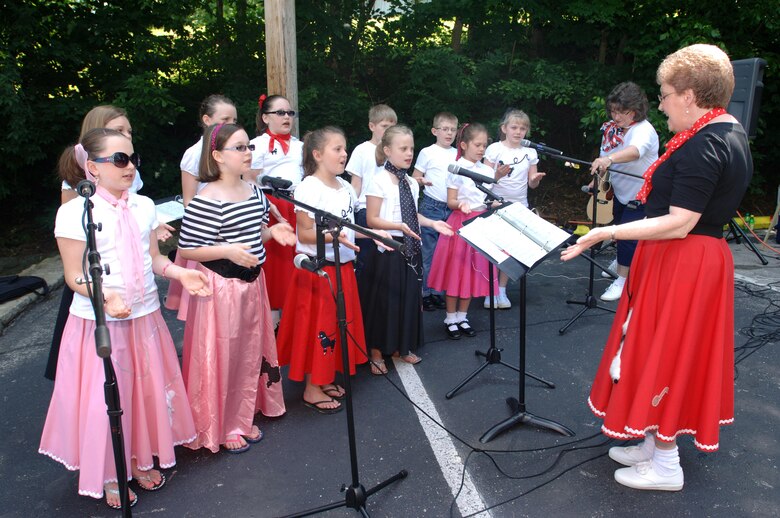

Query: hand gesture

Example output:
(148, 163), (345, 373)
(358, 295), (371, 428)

(399, 222), (421, 241)
(372, 229), (395, 252)
(560, 226), (611, 262)
(415, 176), (433, 187)
(103, 288), (132, 319)
(156, 222), (176, 242)
(495, 163), (512, 179)
(225, 243), (260, 268)
(458, 201), (471, 214)
(337, 231), (360, 252)
(590, 156), (611, 175)
(432, 220), (454, 236)
(180, 269), (212, 297)
(529, 170), (546, 187)
(271, 222), (297, 246)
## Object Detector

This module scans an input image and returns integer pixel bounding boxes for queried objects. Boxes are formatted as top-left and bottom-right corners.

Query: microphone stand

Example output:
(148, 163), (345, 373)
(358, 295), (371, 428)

(446, 183), (554, 400)
(79, 183), (132, 517)
(269, 188), (408, 518)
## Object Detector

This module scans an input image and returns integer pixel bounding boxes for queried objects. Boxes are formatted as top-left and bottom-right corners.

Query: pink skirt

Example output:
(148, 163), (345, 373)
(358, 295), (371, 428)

(163, 253), (198, 321)
(39, 310), (196, 499)
(182, 264), (286, 453)
(428, 209), (498, 298)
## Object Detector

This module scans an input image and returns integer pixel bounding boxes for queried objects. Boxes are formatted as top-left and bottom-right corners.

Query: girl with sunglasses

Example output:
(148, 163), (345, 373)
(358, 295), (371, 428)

(178, 123), (295, 454)
(40, 128), (210, 510)
(46, 105), (174, 381)
(250, 94), (304, 326)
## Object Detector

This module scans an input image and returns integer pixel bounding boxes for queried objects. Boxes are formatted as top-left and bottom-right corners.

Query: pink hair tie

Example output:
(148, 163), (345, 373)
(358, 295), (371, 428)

(210, 123), (225, 151)
(74, 143), (96, 182)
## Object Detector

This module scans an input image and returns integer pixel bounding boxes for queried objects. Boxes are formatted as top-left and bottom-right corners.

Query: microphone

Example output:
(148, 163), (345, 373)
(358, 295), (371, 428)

(447, 164), (497, 184)
(260, 175), (293, 190)
(294, 253), (327, 277)
(581, 185), (595, 194)
(520, 139), (564, 156)
(76, 179), (96, 197)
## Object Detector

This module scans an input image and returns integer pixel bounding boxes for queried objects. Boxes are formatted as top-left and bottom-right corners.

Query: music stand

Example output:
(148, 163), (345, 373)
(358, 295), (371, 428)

(445, 186), (554, 400)
(726, 218), (769, 265)
(455, 203), (575, 442)
(269, 187), (408, 518)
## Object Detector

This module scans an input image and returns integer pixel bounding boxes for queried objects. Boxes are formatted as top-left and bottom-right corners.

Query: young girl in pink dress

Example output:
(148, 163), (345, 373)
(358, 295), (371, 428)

(429, 123), (499, 340)
(39, 128), (210, 510)
(178, 123), (295, 453)
(277, 126), (370, 413)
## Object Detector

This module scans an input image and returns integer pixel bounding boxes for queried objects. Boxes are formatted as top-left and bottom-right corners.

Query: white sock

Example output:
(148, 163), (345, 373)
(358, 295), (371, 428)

(271, 309), (281, 326)
(498, 286), (507, 297)
(444, 313), (458, 325)
(455, 311), (468, 322)
(638, 433), (656, 457)
(651, 445), (681, 476)
(613, 275), (626, 287)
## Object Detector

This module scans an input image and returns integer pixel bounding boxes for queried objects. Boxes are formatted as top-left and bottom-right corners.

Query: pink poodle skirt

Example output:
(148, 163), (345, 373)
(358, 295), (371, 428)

(39, 310), (196, 499)
(428, 209), (498, 298)
(182, 264), (286, 453)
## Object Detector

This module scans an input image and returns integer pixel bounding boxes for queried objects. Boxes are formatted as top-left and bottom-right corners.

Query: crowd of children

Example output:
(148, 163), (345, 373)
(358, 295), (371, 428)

(40, 97), (549, 510)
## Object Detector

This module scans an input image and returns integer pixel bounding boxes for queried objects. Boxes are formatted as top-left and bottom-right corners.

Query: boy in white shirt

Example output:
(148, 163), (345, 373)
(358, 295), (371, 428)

(412, 112), (458, 311)
(346, 104), (398, 277)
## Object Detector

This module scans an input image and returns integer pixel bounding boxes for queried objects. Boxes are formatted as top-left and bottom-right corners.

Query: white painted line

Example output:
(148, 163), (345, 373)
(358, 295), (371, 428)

(735, 272), (780, 291)
(392, 358), (491, 517)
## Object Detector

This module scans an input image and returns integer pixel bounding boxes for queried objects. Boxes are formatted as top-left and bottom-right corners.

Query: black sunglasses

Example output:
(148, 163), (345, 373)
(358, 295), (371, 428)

(92, 152), (140, 168)
(264, 110), (297, 117)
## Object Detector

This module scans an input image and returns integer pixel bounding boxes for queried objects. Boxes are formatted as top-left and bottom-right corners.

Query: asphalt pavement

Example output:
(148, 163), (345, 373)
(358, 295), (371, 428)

(1, 235), (779, 517)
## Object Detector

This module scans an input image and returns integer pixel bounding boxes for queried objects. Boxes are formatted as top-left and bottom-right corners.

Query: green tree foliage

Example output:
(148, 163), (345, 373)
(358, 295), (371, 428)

(1, 0), (778, 233)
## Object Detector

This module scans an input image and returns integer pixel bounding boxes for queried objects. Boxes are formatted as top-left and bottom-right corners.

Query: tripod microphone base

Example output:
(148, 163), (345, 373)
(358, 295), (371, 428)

(285, 470), (408, 518)
(479, 397), (575, 443)
(558, 296), (616, 335)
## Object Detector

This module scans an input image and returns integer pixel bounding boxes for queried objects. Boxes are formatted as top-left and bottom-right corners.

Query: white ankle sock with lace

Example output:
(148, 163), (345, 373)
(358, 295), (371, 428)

(444, 312), (458, 324)
(651, 445), (681, 477)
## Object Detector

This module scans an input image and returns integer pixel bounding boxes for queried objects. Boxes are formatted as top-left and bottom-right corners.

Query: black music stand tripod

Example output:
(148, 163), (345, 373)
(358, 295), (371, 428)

(270, 187), (407, 518)
(446, 188), (554, 400)
(78, 180), (132, 517)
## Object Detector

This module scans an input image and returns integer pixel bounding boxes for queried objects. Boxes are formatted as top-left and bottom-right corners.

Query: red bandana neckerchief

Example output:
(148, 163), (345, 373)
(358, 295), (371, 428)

(635, 107), (726, 204)
(266, 129), (291, 155)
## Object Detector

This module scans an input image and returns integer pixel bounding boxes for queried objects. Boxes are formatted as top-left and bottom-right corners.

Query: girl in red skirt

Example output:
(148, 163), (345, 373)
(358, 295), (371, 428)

(250, 94), (303, 325)
(277, 126), (372, 413)
(178, 123), (295, 453)
(429, 123), (499, 340)
(562, 44), (752, 491)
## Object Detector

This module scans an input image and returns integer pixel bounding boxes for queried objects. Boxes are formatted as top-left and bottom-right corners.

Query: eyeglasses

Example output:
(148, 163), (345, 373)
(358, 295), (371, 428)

(222, 144), (256, 152)
(658, 92), (675, 103)
(91, 152), (140, 168)
(264, 110), (297, 117)
(435, 127), (458, 133)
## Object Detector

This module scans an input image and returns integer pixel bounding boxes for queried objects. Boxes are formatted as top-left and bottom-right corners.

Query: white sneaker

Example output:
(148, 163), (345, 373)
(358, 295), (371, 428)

(601, 278), (625, 301)
(497, 292), (512, 309)
(614, 461), (684, 491)
(483, 296), (497, 309)
(601, 258), (618, 278)
(609, 444), (652, 466)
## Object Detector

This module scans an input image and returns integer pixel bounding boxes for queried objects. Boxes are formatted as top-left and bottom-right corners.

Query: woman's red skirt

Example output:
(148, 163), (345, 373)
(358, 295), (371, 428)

(264, 195), (297, 309)
(588, 235), (735, 451)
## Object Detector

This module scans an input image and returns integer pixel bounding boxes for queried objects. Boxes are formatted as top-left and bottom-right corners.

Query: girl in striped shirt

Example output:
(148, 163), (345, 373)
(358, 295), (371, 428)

(178, 123), (296, 454)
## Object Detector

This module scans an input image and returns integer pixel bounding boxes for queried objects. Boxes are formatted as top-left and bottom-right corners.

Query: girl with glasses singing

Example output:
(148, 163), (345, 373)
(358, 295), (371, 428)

(178, 123), (295, 454)
(40, 128), (210, 510)
(250, 94), (304, 328)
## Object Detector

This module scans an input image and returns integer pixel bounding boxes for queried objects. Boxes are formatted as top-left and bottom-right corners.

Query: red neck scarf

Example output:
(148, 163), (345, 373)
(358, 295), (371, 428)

(266, 129), (291, 155)
(600, 120), (634, 152)
(636, 107), (726, 204)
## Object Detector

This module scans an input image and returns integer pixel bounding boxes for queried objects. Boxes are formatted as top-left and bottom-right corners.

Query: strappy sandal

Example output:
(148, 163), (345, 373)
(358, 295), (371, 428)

(104, 484), (138, 510)
(399, 353), (422, 365)
(370, 359), (388, 376)
(133, 469), (166, 491)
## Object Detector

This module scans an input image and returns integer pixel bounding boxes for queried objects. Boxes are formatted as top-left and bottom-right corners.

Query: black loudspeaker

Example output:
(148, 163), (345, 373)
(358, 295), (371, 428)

(728, 58), (767, 139)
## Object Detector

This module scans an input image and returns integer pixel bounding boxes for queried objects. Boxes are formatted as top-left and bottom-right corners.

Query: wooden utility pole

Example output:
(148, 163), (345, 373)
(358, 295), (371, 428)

(264, 0), (299, 136)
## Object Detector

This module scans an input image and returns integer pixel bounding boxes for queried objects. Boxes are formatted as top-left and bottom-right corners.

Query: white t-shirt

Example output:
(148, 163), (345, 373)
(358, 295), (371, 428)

(365, 169), (420, 237)
(345, 140), (384, 209)
(446, 158), (495, 210)
(484, 142), (539, 206)
(294, 176), (359, 263)
(414, 143), (457, 203)
(600, 119), (659, 204)
(62, 171), (143, 194)
(55, 194), (160, 321)
(180, 137), (207, 194)
(250, 133), (304, 189)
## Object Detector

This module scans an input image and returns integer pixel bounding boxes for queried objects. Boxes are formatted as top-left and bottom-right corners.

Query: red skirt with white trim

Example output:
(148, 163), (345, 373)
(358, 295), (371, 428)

(264, 195), (297, 309)
(588, 235), (735, 451)
(276, 262), (368, 385)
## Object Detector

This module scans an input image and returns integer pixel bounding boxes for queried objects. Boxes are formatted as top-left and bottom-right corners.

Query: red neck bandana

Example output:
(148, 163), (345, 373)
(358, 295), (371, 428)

(266, 129), (291, 155)
(636, 107), (726, 204)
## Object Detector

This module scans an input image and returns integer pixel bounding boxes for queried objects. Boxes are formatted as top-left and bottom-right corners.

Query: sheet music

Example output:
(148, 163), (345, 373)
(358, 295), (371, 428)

(458, 218), (511, 263)
(155, 199), (185, 223)
(496, 203), (571, 252)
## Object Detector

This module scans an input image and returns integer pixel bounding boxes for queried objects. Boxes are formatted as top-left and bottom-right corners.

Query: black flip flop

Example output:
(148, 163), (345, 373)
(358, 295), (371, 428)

(303, 398), (342, 414)
(321, 384), (346, 400)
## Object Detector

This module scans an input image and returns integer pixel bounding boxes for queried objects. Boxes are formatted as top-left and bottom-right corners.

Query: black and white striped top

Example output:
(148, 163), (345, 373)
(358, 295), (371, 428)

(179, 184), (271, 263)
